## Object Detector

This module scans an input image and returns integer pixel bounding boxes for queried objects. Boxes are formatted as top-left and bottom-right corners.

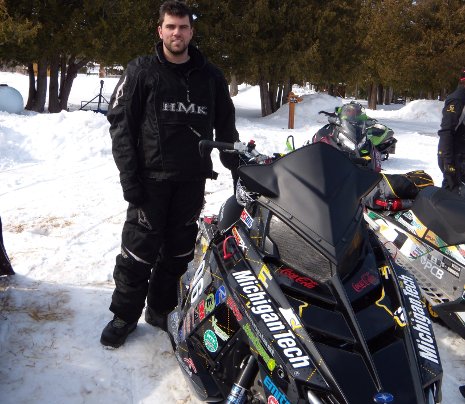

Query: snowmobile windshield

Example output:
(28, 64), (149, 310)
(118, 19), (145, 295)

(339, 103), (367, 122)
(339, 119), (365, 147)
(238, 143), (381, 260)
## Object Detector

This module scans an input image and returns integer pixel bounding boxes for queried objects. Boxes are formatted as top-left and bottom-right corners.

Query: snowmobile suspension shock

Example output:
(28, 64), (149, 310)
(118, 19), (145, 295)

(225, 355), (258, 404)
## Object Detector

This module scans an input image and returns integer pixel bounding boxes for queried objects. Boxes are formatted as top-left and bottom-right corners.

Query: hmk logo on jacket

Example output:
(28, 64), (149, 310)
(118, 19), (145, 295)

(162, 102), (208, 115)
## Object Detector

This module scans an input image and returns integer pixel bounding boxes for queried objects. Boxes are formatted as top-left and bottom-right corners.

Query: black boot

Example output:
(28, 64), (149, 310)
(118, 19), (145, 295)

(145, 306), (167, 332)
(100, 316), (137, 348)
(460, 385), (465, 398)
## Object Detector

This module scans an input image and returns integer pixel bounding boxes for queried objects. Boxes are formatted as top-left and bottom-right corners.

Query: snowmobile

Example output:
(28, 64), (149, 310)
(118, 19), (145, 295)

(364, 180), (465, 339)
(166, 140), (443, 403)
(318, 102), (397, 161)
(312, 111), (383, 172)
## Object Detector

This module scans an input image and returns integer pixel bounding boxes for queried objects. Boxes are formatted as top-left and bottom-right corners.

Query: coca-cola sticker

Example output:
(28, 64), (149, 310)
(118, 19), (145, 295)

(278, 268), (318, 289)
(352, 271), (377, 292)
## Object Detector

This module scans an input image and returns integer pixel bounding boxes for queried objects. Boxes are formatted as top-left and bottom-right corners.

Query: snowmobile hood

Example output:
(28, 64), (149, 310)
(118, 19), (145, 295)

(238, 143), (381, 248)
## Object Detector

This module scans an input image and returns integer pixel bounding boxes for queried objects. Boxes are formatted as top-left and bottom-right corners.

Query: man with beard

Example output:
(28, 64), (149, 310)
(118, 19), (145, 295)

(101, 0), (239, 348)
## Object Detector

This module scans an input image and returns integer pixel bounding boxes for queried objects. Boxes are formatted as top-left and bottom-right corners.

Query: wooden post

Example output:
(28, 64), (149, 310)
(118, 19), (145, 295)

(287, 91), (303, 129)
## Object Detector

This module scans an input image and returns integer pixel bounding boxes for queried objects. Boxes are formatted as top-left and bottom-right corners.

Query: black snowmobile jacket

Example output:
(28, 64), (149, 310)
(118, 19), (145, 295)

(438, 85), (465, 168)
(107, 42), (239, 190)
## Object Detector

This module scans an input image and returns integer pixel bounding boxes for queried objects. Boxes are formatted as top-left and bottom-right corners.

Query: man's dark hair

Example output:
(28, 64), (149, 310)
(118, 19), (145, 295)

(158, 1), (194, 26)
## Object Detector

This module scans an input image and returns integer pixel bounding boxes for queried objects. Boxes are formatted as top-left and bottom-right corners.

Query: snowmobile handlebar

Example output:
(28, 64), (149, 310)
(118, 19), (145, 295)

(199, 140), (269, 162)
(199, 140), (238, 155)
(318, 110), (337, 117)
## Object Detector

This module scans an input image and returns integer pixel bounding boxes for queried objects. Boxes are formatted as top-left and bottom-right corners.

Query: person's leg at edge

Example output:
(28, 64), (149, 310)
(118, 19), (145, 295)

(101, 182), (172, 347)
(145, 180), (205, 329)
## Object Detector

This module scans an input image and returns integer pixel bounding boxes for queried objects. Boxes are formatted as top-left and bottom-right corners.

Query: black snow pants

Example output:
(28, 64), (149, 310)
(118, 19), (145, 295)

(109, 179), (205, 323)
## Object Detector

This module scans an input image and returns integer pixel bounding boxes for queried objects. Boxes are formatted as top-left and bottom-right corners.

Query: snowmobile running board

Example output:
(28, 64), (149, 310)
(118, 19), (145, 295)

(364, 213), (465, 339)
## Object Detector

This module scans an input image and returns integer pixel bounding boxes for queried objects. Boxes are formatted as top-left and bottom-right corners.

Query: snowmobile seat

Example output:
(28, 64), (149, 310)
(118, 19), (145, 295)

(412, 186), (465, 246)
(217, 195), (243, 231)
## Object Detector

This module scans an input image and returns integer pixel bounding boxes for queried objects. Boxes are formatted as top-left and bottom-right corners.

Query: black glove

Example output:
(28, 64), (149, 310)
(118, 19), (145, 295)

(444, 164), (458, 190)
(220, 151), (240, 189)
(220, 151), (240, 171)
(122, 182), (144, 206)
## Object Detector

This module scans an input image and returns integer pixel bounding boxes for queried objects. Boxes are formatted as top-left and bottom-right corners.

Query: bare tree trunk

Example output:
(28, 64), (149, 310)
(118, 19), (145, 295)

(328, 83), (335, 96)
(276, 83), (283, 109)
(269, 81), (278, 112)
(383, 87), (392, 105)
(59, 56), (88, 111)
(336, 84), (346, 98)
(440, 88), (448, 100)
(229, 73), (238, 97)
(25, 63), (37, 110)
(377, 84), (383, 105)
(48, 56), (61, 113)
(60, 57), (66, 92)
(259, 79), (272, 117)
(99, 64), (106, 78)
(367, 82), (377, 110)
(32, 58), (48, 112)
(282, 80), (291, 104)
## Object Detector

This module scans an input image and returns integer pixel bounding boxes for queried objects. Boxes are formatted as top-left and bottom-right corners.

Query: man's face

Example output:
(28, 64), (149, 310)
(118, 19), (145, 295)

(158, 14), (193, 57)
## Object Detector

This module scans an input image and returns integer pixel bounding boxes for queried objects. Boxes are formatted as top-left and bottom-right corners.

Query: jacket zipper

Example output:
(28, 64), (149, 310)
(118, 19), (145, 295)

(188, 125), (202, 138)
(186, 72), (191, 102)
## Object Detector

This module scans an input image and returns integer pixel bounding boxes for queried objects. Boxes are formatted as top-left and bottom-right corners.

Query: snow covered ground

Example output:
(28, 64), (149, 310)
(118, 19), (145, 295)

(0, 72), (464, 403)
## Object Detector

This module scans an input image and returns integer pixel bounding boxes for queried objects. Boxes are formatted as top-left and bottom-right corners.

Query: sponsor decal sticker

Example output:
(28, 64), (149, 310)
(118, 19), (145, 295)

(183, 357), (197, 374)
(203, 329), (219, 353)
(393, 306), (407, 327)
(227, 296), (243, 321)
(240, 209), (254, 229)
(258, 265), (273, 288)
(278, 268), (318, 289)
(352, 271), (378, 292)
(421, 254), (445, 280)
(215, 285), (227, 305)
(268, 396), (279, 404)
(175, 352), (192, 377)
(263, 376), (291, 404)
(212, 316), (230, 341)
(399, 274), (440, 364)
(198, 300), (205, 321)
(233, 270), (311, 369)
(373, 392), (394, 403)
(379, 265), (391, 279)
(190, 261), (206, 304)
(205, 293), (215, 314)
(232, 227), (247, 252)
(243, 323), (276, 371)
